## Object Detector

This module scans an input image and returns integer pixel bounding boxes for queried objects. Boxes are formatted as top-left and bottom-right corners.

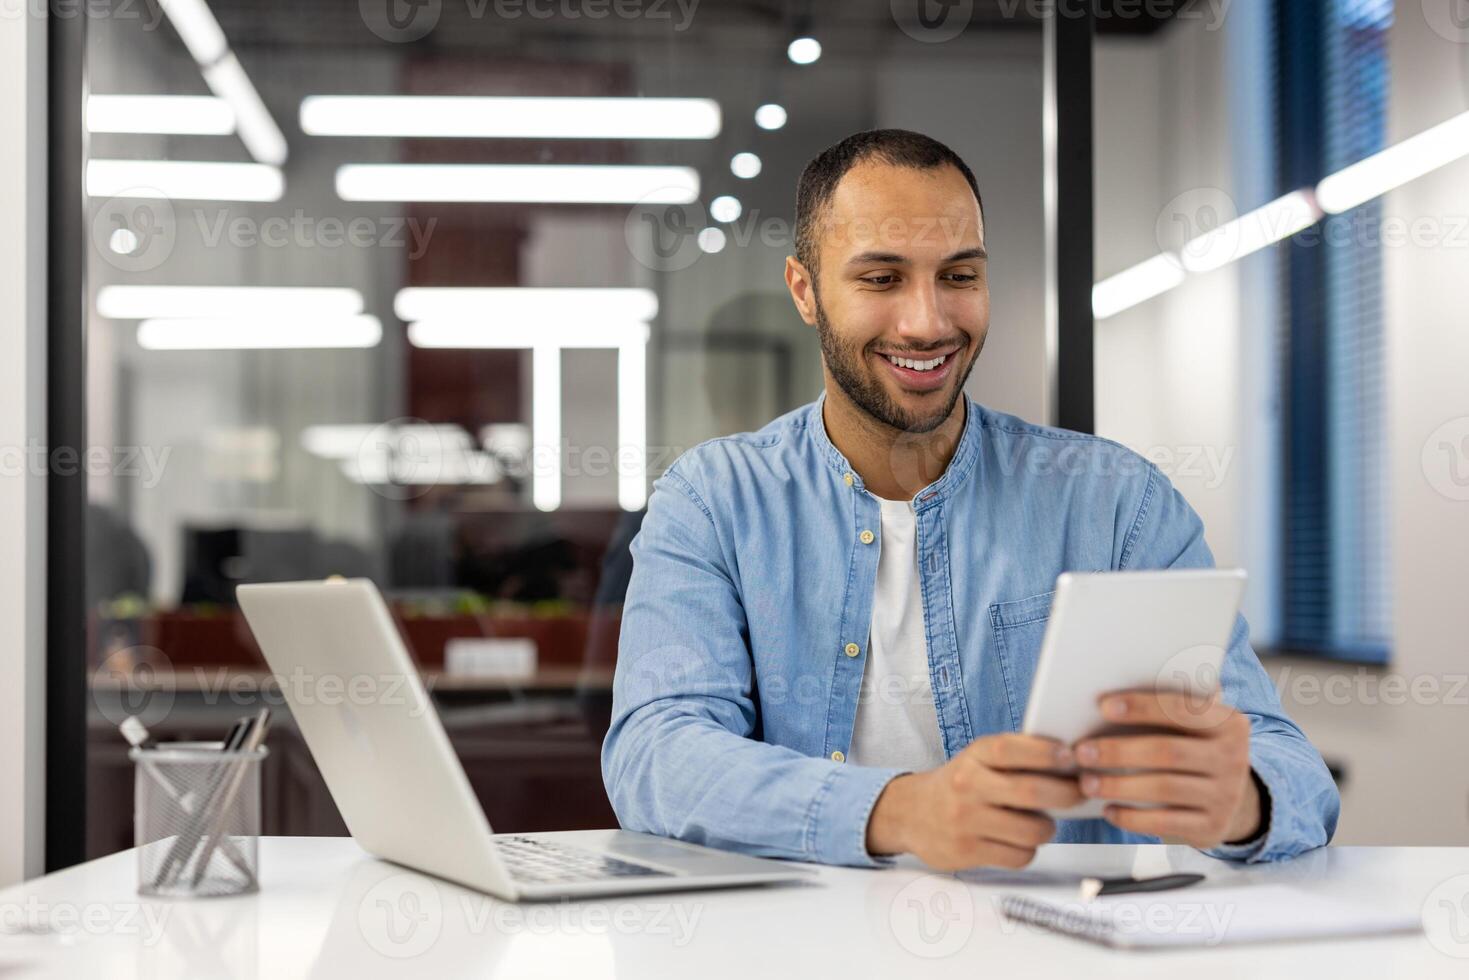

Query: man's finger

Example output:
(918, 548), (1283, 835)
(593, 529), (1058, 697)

(1080, 772), (1216, 808)
(1073, 735), (1215, 773)
(972, 804), (1056, 849)
(1097, 689), (1237, 734)
(1102, 804), (1217, 842)
(982, 770), (1084, 811)
(968, 733), (1074, 771)
(968, 838), (1038, 871)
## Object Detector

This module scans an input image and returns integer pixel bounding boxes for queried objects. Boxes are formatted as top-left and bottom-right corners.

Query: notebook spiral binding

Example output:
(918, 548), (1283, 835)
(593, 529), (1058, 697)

(999, 895), (1118, 945)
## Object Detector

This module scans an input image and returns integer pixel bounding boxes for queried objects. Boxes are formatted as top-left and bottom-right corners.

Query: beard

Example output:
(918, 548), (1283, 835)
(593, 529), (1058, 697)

(813, 291), (979, 435)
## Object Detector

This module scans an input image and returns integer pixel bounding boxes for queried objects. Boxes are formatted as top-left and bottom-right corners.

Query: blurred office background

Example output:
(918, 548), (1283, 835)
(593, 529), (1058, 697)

(73, 0), (1468, 857)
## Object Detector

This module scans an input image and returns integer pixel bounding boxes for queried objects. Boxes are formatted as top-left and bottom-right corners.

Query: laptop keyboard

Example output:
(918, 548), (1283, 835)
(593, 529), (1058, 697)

(496, 836), (673, 885)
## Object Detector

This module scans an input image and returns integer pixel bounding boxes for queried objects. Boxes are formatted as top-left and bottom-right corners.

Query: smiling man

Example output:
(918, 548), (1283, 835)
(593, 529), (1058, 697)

(602, 129), (1339, 869)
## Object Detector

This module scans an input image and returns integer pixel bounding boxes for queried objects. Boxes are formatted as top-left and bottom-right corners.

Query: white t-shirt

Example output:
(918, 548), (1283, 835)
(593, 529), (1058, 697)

(846, 497), (947, 770)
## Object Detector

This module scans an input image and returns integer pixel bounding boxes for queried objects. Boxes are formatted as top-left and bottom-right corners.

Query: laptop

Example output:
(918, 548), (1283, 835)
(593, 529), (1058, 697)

(236, 578), (814, 901)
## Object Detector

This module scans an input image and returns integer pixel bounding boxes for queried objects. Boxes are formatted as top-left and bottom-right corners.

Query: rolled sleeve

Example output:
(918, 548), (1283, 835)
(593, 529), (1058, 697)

(1122, 464), (1340, 862)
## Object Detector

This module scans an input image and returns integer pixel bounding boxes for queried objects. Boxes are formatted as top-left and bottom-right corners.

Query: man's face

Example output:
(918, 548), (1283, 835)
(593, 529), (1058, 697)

(798, 160), (989, 434)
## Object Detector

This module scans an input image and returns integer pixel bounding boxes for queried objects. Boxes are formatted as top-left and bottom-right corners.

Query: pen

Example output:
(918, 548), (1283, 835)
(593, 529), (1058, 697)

(151, 717), (252, 889)
(120, 716), (256, 884)
(187, 707), (271, 888)
(1078, 872), (1205, 901)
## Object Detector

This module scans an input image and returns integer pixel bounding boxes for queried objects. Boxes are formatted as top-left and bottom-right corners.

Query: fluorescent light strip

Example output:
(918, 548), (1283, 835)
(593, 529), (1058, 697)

(1316, 109), (1469, 214)
(617, 342), (647, 511)
(300, 96), (721, 140)
(533, 346), (562, 512)
(99, 285), (363, 319)
(336, 164), (699, 204)
(1180, 190), (1322, 273)
(1091, 253), (1186, 320)
(86, 159), (283, 201)
(395, 287), (658, 324)
(202, 52), (289, 165)
(1094, 111), (1469, 320)
(158, 0), (227, 65)
(406, 322), (650, 349)
(86, 95), (235, 135)
(137, 315), (382, 350)
(157, 0), (288, 164)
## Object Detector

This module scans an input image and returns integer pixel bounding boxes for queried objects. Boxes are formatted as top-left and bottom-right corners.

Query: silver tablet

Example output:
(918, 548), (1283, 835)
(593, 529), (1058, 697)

(1020, 568), (1247, 819)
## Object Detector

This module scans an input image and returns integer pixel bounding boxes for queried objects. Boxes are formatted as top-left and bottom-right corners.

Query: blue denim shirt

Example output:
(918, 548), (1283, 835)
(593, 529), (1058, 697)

(603, 395), (1339, 867)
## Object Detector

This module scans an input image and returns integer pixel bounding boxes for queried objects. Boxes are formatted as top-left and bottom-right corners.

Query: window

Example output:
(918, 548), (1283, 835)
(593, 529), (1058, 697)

(1275, 0), (1393, 661)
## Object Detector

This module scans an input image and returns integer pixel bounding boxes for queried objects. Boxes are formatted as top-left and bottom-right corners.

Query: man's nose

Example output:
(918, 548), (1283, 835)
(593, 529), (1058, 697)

(892, 281), (949, 346)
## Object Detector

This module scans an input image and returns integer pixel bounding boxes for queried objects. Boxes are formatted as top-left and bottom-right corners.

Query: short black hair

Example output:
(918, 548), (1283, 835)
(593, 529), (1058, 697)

(793, 128), (984, 280)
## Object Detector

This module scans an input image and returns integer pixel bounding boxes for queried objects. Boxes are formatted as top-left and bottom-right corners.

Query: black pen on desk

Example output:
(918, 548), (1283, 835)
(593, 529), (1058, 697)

(1078, 873), (1205, 901)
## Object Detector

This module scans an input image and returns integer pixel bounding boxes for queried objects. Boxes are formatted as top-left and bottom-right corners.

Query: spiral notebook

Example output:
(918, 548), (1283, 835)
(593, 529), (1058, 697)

(998, 885), (1420, 949)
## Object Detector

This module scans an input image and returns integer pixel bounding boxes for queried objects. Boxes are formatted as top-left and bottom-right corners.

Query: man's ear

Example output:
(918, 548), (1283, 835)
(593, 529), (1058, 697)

(784, 256), (819, 326)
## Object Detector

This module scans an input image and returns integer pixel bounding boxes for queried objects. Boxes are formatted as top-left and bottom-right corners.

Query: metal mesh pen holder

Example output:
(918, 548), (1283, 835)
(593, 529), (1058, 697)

(131, 742), (268, 898)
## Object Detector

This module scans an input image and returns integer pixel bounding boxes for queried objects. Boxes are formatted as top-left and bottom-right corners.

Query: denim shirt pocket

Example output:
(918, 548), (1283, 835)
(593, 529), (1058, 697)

(988, 590), (1057, 732)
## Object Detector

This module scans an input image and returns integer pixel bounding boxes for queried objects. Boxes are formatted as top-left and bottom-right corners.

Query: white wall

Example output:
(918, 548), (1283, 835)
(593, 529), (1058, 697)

(1096, 1), (1469, 845)
(0, 6), (49, 884)
(1277, 1), (1469, 845)
(877, 33), (1050, 424)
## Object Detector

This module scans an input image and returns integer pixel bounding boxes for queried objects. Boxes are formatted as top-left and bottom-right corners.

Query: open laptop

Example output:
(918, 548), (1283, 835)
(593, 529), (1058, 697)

(236, 578), (814, 901)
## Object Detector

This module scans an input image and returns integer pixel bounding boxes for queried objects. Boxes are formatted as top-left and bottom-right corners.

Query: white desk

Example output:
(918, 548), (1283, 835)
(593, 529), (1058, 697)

(2, 836), (1467, 978)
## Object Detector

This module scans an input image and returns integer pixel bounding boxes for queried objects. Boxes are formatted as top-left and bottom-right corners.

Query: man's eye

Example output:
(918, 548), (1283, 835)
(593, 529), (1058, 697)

(861, 275), (897, 286)
(943, 273), (980, 284)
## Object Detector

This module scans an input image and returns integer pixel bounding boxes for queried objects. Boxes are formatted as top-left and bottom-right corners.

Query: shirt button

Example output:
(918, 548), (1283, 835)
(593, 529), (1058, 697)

(831, 750), (846, 763)
(843, 472), (854, 487)
(844, 642), (860, 658)
(859, 529), (875, 545)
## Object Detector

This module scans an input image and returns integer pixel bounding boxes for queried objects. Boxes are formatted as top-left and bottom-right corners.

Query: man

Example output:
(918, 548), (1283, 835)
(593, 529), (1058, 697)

(602, 129), (1339, 870)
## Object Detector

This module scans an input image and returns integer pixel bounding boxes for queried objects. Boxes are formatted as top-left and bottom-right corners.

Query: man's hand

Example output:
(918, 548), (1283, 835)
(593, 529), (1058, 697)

(1075, 690), (1262, 849)
(865, 734), (1082, 870)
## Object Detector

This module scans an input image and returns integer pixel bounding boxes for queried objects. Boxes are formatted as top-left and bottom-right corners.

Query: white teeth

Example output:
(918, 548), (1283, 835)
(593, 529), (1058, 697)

(887, 354), (947, 372)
